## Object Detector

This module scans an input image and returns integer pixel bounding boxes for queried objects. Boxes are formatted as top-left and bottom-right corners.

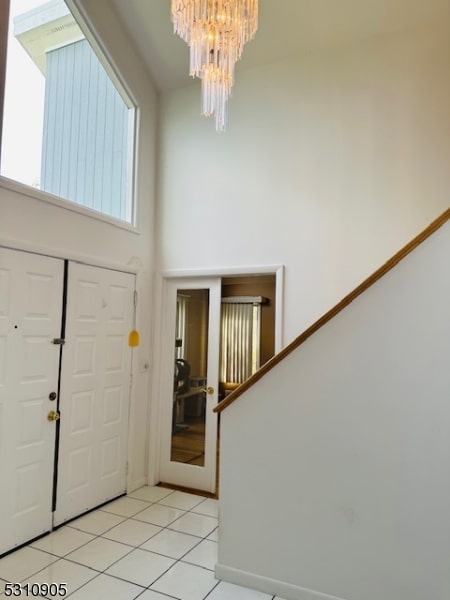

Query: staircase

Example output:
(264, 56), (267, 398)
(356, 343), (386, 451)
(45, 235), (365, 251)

(215, 209), (450, 600)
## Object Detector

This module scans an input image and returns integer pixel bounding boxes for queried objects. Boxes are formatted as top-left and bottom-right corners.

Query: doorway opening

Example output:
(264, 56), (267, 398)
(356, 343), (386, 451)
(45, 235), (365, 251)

(218, 274), (276, 401)
(161, 274), (277, 495)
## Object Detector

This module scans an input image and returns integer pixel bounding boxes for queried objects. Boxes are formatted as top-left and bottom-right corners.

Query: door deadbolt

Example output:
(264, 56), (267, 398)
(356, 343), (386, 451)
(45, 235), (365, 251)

(49, 391), (57, 401)
(47, 410), (60, 422)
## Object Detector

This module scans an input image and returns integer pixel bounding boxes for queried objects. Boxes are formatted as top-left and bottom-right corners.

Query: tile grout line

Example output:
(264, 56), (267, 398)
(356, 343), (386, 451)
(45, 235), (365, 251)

(7, 496), (161, 596)
(1, 489), (221, 599)
(45, 493), (218, 567)
(202, 578), (222, 600)
(105, 492), (220, 597)
(72, 495), (218, 594)
(110, 497), (220, 595)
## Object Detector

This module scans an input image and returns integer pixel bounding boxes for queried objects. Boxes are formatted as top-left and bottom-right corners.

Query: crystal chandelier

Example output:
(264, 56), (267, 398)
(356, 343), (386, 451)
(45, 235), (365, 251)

(171, 0), (259, 131)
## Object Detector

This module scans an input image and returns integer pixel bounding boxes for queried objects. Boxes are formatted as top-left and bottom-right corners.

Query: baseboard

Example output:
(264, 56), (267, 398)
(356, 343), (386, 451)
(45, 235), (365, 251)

(215, 564), (347, 600)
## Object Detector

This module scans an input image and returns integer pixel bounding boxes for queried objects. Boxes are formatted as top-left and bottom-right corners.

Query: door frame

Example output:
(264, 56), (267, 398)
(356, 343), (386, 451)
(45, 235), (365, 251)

(149, 265), (284, 491)
(158, 277), (221, 493)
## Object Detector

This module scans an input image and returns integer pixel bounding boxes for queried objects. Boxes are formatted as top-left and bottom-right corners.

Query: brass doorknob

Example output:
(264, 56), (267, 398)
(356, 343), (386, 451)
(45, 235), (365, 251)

(201, 386), (214, 395)
(47, 410), (60, 422)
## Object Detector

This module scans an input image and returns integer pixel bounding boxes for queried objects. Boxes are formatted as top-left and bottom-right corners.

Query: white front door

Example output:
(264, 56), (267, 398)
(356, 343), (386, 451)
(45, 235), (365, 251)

(0, 248), (63, 555)
(159, 278), (221, 493)
(54, 262), (134, 525)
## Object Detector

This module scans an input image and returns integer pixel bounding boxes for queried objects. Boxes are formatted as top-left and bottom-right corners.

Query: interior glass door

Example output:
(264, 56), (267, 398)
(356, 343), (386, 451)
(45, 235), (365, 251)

(159, 278), (221, 493)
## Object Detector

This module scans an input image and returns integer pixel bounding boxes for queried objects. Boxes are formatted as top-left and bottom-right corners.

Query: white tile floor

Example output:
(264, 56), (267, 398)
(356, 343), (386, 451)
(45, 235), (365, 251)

(0, 487), (287, 600)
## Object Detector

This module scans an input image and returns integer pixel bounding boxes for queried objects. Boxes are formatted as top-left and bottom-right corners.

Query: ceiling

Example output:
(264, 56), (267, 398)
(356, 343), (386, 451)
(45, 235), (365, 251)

(109, 0), (450, 93)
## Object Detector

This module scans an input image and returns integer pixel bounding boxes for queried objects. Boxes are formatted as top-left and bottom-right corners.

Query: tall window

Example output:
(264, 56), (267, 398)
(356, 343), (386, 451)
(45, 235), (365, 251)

(219, 297), (263, 384)
(1, 0), (135, 224)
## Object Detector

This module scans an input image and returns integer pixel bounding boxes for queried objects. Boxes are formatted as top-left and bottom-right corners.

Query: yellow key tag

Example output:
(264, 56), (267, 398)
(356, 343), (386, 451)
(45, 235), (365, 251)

(128, 329), (139, 347)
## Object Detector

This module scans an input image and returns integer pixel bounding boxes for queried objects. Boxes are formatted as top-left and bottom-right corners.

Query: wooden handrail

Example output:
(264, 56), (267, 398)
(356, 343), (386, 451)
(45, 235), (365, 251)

(214, 208), (450, 413)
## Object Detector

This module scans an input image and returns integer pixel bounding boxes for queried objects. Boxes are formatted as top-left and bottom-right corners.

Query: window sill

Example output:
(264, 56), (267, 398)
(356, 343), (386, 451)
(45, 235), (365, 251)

(0, 176), (140, 235)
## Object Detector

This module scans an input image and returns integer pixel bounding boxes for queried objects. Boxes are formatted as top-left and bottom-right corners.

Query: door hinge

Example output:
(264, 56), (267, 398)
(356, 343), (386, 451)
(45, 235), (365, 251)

(51, 338), (65, 345)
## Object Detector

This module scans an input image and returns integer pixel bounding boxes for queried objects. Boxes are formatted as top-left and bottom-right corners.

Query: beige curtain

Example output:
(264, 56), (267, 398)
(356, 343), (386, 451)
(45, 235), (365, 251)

(220, 301), (261, 383)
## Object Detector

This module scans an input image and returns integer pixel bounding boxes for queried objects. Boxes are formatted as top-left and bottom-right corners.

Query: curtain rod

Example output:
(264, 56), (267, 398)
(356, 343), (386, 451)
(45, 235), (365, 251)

(221, 296), (268, 305)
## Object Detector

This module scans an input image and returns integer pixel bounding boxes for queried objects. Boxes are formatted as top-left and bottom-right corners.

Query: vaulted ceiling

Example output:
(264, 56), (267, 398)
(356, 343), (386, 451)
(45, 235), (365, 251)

(109, 0), (450, 92)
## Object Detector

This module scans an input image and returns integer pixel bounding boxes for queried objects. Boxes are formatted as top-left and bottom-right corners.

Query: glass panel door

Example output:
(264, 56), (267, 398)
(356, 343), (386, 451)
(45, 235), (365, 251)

(172, 288), (208, 466)
(159, 278), (220, 493)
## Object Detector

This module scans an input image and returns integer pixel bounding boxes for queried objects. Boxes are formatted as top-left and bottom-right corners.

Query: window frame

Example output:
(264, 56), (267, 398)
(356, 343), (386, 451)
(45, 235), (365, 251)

(0, 1), (9, 148)
(0, 0), (139, 231)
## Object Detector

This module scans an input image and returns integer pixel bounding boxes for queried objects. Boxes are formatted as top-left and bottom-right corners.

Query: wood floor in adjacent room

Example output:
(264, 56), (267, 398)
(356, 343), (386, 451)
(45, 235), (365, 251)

(169, 417), (220, 495)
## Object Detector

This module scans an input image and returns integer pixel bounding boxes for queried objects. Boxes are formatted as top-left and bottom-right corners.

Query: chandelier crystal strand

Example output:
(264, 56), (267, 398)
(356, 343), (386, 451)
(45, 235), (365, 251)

(201, 66), (233, 130)
(171, 0), (258, 131)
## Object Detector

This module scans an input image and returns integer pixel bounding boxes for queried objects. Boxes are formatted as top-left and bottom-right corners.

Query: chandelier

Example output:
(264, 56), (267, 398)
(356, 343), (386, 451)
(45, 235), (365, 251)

(171, 0), (259, 131)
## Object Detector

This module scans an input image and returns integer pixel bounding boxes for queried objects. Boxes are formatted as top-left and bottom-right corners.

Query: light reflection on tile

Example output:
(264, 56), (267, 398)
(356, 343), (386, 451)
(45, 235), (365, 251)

(128, 486), (174, 503)
(182, 538), (218, 570)
(65, 537), (131, 571)
(134, 504), (186, 527)
(169, 511), (218, 537)
(208, 581), (274, 599)
(159, 491), (205, 511)
(140, 529), (200, 559)
(69, 510), (125, 535)
(105, 548), (175, 587)
(67, 573), (144, 600)
(0, 547), (58, 583)
(31, 527), (95, 556)
(101, 496), (150, 518)
(20, 559), (98, 597)
(0, 487), (287, 600)
(102, 519), (161, 547)
(150, 561), (218, 600)
(192, 498), (219, 518)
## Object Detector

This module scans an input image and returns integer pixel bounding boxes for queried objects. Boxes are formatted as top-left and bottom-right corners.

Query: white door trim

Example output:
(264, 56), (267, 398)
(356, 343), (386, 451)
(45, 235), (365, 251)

(160, 265), (284, 352)
(157, 277), (221, 492)
(148, 265), (285, 488)
(0, 240), (140, 275)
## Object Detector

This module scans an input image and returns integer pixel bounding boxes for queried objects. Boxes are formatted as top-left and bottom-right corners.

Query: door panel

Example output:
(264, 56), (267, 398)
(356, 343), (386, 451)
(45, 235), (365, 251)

(159, 278), (221, 493)
(54, 263), (134, 525)
(0, 248), (63, 555)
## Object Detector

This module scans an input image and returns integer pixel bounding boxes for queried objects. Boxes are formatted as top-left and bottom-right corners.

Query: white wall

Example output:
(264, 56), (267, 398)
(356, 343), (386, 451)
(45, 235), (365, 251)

(0, 0), (157, 491)
(217, 221), (450, 600)
(157, 23), (450, 345)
